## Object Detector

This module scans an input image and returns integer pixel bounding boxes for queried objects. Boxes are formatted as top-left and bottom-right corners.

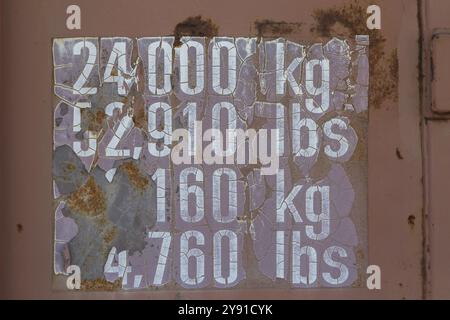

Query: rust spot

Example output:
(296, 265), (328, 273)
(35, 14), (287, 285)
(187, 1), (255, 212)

(173, 16), (219, 47)
(408, 214), (416, 228)
(96, 110), (106, 125)
(356, 248), (365, 260)
(80, 278), (121, 291)
(131, 94), (147, 130)
(311, 0), (398, 108)
(351, 248), (366, 288)
(16, 224), (23, 233)
(67, 176), (106, 217)
(103, 225), (118, 244)
(81, 108), (106, 132)
(396, 148), (404, 160)
(110, 68), (118, 77)
(65, 162), (76, 172)
(254, 20), (302, 37)
(120, 161), (149, 191)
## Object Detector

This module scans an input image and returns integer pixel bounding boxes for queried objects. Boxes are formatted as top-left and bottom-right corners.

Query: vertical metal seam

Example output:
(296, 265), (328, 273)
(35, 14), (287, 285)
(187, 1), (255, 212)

(417, 0), (430, 300)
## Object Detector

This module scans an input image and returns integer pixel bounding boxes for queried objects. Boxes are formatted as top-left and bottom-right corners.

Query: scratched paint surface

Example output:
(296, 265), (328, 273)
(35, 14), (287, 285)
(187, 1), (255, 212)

(52, 36), (368, 290)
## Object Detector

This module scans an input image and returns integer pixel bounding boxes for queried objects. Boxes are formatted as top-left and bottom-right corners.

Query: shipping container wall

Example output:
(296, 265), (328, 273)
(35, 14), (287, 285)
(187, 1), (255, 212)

(0, 0), (447, 299)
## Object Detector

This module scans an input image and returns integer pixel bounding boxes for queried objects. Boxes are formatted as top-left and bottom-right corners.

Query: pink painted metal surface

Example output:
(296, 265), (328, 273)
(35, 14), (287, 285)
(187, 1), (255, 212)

(420, 0), (450, 300)
(0, 0), (447, 299)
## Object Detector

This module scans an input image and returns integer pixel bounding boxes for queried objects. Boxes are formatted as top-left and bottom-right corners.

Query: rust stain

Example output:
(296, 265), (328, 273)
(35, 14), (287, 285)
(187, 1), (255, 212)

(67, 176), (106, 216)
(81, 108), (106, 132)
(102, 225), (118, 244)
(311, 0), (398, 109)
(110, 68), (118, 77)
(120, 161), (149, 191)
(388, 48), (399, 102)
(356, 248), (365, 260)
(396, 148), (404, 160)
(351, 248), (366, 288)
(132, 106), (146, 131)
(64, 162), (76, 175)
(173, 16), (219, 47)
(351, 272), (363, 288)
(80, 278), (122, 291)
(254, 19), (302, 37)
(408, 214), (416, 228)
(131, 93), (146, 131)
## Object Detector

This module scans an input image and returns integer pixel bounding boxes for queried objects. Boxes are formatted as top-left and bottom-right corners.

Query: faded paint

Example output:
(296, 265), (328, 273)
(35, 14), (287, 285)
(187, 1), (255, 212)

(51, 35), (367, 290)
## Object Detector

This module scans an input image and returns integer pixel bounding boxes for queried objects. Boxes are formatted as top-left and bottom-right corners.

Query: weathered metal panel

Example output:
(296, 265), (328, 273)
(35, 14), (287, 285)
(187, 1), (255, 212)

(0, 0), (428, 299)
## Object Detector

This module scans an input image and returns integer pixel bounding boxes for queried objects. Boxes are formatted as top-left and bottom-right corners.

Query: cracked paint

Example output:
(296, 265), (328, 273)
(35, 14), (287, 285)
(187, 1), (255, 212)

(53, 35), (368, 290)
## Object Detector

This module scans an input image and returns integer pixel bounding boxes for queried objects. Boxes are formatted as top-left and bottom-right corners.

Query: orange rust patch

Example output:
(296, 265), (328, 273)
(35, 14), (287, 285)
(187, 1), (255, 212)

(96, 110), (106, 125)
(103, 225), (118, 244)
(67, 176), (106, 216)
(81, 108), (106, 132)
(120, 161), (149, 191)
(80, 278), (122, 291)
